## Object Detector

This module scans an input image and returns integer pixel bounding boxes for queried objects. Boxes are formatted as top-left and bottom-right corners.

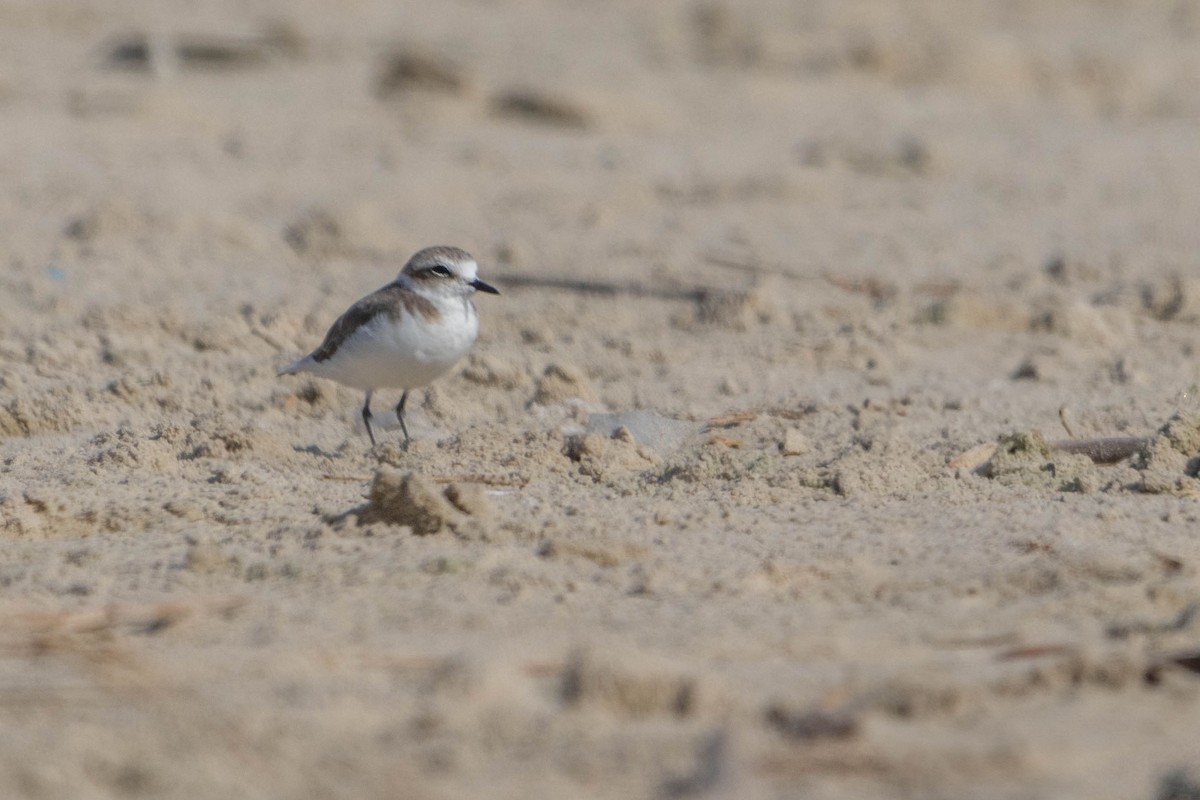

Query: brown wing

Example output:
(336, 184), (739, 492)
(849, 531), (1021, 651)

(309, 284), (439, 363)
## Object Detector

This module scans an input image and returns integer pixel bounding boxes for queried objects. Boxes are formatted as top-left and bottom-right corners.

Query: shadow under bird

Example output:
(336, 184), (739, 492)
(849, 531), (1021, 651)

(278, 245), (499, 447)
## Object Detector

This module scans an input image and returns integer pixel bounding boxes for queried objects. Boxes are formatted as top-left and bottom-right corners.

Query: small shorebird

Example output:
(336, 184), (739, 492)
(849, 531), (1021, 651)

(279, 246), (499, 447)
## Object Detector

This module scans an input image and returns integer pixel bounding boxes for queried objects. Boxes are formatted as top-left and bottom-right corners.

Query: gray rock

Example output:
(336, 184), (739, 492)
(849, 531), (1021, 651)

(586, 411), (699, 454)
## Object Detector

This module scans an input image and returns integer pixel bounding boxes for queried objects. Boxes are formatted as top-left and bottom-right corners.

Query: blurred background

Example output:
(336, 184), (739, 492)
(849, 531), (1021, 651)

(6, 0), (1200, 308)
(3, 3), (1200, 799)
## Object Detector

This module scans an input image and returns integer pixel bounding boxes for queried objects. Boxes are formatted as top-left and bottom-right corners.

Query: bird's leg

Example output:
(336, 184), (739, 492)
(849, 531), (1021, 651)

(395, 390), (410, 446)
(362, 389), (377, 448)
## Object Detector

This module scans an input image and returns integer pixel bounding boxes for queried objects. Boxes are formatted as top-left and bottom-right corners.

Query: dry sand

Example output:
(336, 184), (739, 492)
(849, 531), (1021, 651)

(3, 1), (1200, 797)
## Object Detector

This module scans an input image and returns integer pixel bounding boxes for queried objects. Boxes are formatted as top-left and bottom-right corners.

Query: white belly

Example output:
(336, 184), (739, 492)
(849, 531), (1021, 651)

(306, 304), (479, 390)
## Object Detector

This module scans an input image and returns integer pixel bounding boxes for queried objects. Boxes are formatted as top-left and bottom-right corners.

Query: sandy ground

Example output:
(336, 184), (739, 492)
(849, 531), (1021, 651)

(3, 1), (1200, 797)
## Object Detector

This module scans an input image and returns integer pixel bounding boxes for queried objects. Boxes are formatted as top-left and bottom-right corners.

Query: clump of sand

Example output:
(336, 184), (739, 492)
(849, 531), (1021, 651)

(339, 468), (493, 538)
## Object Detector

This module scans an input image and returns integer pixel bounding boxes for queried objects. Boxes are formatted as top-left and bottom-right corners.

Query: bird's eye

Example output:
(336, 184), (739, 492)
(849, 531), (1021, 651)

(427, 265), (453, 278)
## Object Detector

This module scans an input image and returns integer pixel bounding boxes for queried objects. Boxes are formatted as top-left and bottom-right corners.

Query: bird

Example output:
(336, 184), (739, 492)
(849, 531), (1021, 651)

(279, 245), (499, 447)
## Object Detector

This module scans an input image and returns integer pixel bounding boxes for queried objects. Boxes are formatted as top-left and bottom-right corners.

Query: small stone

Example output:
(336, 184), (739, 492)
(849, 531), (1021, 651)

(781, 428), (809, 456)
(1011, 357), (1042, 381)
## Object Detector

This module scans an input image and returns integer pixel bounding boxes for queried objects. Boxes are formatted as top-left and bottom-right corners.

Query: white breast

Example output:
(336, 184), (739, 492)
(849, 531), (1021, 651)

(307, 300), (479, 390)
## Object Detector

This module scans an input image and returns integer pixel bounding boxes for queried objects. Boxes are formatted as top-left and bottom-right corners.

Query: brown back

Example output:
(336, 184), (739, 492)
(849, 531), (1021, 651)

(310, 284), (440, 363)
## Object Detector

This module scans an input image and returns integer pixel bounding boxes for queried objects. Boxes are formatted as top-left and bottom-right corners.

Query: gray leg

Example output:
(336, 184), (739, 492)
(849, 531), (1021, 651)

(395, 390), (410, 445)
(362, 389), (376, 447)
